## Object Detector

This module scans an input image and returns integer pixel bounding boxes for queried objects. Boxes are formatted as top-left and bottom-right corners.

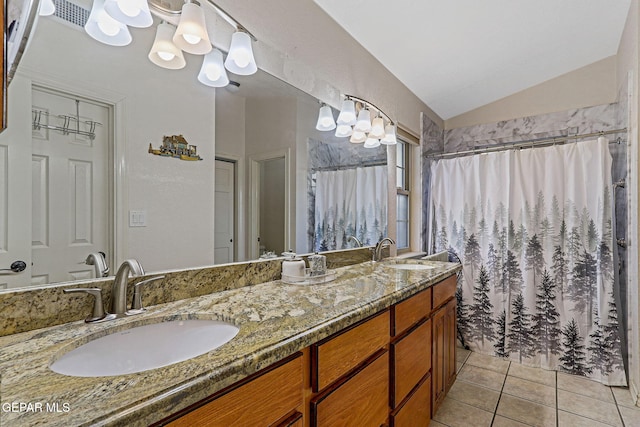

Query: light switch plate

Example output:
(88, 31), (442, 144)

(129, 210), (147, 227)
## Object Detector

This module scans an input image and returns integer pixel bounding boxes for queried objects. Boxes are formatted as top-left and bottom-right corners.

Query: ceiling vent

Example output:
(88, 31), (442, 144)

(53, 0), (90, 28)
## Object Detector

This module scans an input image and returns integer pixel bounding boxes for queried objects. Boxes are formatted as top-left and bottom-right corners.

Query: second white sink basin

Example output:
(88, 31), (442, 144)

(50, 319), (239, 377)
(386, 264), (435, 271)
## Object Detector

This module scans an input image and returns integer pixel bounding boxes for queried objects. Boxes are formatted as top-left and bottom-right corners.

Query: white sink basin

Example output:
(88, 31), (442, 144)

(50, 319), (239, 377)
(386, 264), (435, 271)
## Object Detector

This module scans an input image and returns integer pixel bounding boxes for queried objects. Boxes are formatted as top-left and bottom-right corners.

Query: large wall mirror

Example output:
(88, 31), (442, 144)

(0, 0), (388, 289)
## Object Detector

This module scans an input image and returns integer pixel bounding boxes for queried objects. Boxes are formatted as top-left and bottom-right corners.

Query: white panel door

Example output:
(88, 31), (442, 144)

(0, 77), (34, 289)
(31, 88), (109, 283)
(214, 160), (235, 264)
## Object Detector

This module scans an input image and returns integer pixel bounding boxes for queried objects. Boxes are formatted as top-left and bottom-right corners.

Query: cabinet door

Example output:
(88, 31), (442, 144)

(431, 306), (446, 414)
(445, 298), (457, 390)
(391, 318), (431, 408)
(390, 375), (431, 427)
(311, 350), (389, 427)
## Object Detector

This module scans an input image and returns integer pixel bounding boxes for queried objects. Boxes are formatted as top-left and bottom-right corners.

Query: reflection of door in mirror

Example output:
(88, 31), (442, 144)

(0, 84), (111, 289)
(258, 157), (286, 257)
(214, 159), (235, 264)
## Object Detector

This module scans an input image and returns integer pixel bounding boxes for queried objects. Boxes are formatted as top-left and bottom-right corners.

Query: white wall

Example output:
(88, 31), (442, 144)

(19, 18), (216, 272)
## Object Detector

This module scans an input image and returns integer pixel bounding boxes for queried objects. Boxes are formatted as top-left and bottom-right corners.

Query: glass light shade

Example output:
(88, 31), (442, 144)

(369, 117), (385, 139)
(172, 1), (212, 55)
(224, 31), (257, 75)
(337, 100), (356, 125)
(104, 0), (152, 28)
(316, 105), (336, 131)
(381, 124), (397, 144)
(198, 48), (230, 87)
(39, 0), (56, 16)
(148, 23), (186, 70)
(335, 124), (353, 138)
(85, 0), (132, 46)
(354, 109), (372, 132)
(350, 131), (366, 144)
(364, 138), (381, 148)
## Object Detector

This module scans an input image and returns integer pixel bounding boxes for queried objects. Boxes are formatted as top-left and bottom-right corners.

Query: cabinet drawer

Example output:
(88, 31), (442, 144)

(391, 318), (431, 407)
(393, 287), (432, 336)
(432, 276), (456, 309)
(312, 310), (390, 391)
(390, 375), (431, 427)
(168, 353), (303, 427)
(311, 350), (389, 427)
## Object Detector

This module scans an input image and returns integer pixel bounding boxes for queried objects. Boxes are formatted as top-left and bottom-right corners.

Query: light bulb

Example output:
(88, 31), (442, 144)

(97, 12), (121, 36)
(205, 65), (222, 81)
(233, 49), (251, 68)
(183, 33), (201, 45)
(118, 1), (140, 17)
(157, 51), (175, 61)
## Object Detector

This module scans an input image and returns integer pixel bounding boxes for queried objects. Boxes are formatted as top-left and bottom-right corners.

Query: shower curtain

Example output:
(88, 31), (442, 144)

(429, 139), (626, 385)
(314, 165), (387, 251)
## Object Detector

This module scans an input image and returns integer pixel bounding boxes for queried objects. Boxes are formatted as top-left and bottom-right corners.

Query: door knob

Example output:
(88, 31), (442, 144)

(0, 260), (27, 275)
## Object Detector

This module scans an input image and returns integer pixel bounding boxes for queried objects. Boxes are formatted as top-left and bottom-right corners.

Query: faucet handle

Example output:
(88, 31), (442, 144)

(63, 288), (106, 323)
(129, 275), (165, 313)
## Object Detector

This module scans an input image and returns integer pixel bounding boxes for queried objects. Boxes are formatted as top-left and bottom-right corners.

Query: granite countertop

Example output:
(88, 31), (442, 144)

(0, 259), (461, 426)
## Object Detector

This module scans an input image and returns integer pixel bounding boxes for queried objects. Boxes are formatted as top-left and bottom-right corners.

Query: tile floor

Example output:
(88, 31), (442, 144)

(430, 347), (640, 427)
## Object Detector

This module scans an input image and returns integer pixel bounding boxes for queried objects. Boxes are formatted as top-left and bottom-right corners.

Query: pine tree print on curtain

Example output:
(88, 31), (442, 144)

(429, 139), (626, 385)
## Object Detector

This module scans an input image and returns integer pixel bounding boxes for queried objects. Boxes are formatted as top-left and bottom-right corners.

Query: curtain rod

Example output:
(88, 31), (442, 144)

(311, 161), (387, 173)
(426, 128), (627, 160)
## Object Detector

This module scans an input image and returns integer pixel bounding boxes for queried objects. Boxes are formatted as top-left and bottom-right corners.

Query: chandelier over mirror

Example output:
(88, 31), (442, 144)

(315, 95), (397, 148)
(41, 0), (258, 89)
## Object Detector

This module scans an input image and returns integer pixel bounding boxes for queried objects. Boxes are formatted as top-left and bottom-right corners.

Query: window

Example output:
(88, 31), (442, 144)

(396, 140), (410, 250)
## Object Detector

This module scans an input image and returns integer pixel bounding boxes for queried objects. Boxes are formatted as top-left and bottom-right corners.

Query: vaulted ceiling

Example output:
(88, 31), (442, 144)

(313, 0), (632, 120)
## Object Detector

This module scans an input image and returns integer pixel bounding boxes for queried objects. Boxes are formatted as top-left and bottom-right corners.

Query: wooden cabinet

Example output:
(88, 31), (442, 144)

(164, 353), (303, 427)
(311, 310), (389, 392)
(431, 279), (457, 415)
(310, 350), (389, 427)
(392, 287), (431, 337)
(391, 318), (431, 408)
(390, 375), (431, 427)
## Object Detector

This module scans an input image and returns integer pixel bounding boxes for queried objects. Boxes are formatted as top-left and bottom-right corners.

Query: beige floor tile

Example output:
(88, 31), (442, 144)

(558, 410), (616, 427)
(491, 415), (531, 427)
(507, 363), (555, 387)
(557, 372), (615, 403)
(428, 420), (447, 427)
(432, 396), (494, 427)
(447, 379), (501, 412)
(502, 376), (556, 408)
(557, 389), (622, 426)
(456, 347), (471, 363)
(457, 364), (506, 391)
(611, 386), (637, 408)
(466, 352), (510, 374)
(619, 405), (640, 426)
(496, 394), (556, 427)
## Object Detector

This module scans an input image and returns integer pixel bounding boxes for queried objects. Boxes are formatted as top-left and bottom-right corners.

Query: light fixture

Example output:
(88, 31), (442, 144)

(39, 0), (56, 16)
(316, 104), (336, 131)
(104, 0), (152, 27)
(335, 124), (353, 138)
(381, 124), (397, 145)
(148, 22), (186, 70)
(315, 94), (396, 147)
(369, 116), (385, 139)
(337, 99), (356, 125)
(173, 0), (212, 55)
(225, 30), (258, 75)
(354, 109), (372, 133)
(198, 48), (230, 87)
(363, 138), (381, 148)
(85, 0), (132, 46)
(350, 131), (366, 144)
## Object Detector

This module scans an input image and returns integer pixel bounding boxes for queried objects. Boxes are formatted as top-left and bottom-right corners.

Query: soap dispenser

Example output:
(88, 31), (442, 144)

(308, 252), (327, 276)
(281, 250), (306, 278)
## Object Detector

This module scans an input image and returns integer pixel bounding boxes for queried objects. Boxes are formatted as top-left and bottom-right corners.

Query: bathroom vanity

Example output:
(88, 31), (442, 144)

(0, 259), (460, 426)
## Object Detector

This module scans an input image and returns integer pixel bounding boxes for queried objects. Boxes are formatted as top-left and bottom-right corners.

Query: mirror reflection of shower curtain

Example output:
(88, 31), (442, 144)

(429, 139), (626, 386)
(314, 166), (388, 251)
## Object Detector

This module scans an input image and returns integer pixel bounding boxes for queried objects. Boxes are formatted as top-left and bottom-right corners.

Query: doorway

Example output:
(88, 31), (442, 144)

(214, 159), (236, 264)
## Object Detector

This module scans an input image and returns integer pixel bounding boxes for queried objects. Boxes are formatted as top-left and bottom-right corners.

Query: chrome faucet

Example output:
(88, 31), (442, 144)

(347, 235), (363, 248)
(84, 252), (109, 278)
(111, 259), (144, 316)
(374, 237), (396, 262)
